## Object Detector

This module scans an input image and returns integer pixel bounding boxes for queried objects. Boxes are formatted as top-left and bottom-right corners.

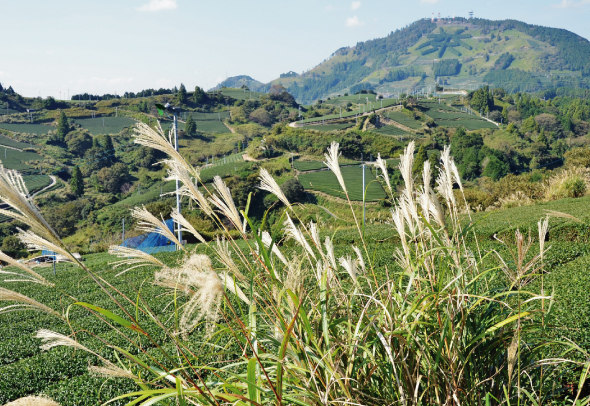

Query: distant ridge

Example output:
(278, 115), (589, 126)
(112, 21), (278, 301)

(218, 17), (590, 104)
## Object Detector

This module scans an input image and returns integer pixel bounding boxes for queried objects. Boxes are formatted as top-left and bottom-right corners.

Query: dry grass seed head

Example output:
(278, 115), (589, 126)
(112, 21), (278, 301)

(209, 176), (245, 233)
(374, 153), (393, 198)
(0, 288), (61, 317)
(258, 168), (291, 209)
(0, 250), (53, 286)
(284, 214), (316, 260)
(170, 208), (206, 244)
(89, 364), (136, 380)
(108, 245), (165, 276)
(131, 205), (183, 249)
(323, 141), (346, 193)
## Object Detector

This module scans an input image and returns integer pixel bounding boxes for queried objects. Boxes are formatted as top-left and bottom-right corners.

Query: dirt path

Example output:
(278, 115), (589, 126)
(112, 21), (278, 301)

(32, 175), (56, 198)
(223, 122), (236, 133)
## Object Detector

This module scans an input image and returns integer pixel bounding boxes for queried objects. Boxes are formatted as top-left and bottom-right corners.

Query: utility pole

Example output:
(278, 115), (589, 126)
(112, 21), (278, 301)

(173, 108), (182, 249)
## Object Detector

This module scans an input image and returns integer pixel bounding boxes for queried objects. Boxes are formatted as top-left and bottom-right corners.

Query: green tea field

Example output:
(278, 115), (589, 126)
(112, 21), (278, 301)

(298, 165), (386, 201)
(0, 123), (53, 135)
(72, 117), (137, 135)
(304, 123), (354, 132)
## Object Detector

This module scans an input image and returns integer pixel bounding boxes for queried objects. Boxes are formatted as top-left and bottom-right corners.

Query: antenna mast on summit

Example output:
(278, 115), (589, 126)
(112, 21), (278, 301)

(469, 10), (474, 19)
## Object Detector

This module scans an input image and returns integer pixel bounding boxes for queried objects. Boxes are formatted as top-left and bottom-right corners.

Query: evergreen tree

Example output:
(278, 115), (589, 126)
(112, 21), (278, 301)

(537, 128), (548, 146)
(70, 166), (84, 196)
(502, 106), (509, 123)
(413, 145), (428, 174)
(56, 111), (69, 142)
(102, 135), (115, 166)
(177, 83), (187, 104)
(184, 115), (197, 136)
(193, 86), (208, 104)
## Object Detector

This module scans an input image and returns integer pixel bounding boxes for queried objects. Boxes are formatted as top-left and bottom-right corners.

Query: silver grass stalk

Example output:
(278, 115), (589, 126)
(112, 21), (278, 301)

(108, 245), (165, 277)
(258, 168), (291, 209)
(131, 206), (184, 249)
(16, 229), (77, 264)
(220, 273), (250, 305)
(308, 221), (321, 249)
(352, 246), (365, 273)
(422, 160), (432, 191)
(0, 287), (61, 317)
(164, 159), (213, 217)
(339, 255), (359, 284)
(154, 254), (224, 338)
(209, 176), (245, 233)
(391, 208), (411, 269)
(324, 236), (337, 270)
(36, 329), (94, 352)
(0, 165), (61, 245)
(323, 141), (346, 193)
(374, 153), (393, 198)
(284, 214), (316, 260)
(398, 141), (415, 196)
(538, 217), (550, 261)
(260, 231), (288, 266)
(214, 236), (246, 280)
(0, 250), (53, 286)
(89, 365), (136, 380)
(133, 122), (197, 178)
(170, 208), (206, 244)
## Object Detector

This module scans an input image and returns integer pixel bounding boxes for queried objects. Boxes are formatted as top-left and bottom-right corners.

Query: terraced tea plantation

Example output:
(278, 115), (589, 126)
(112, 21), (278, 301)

(0, 134), (35, 149)
(161, 120), (230, 133)
(216, 88), (266, 100)
(370, 125), (410, 137)
(293, 160), (360, 172)
(304, 123), (354, 132)
(72, 117), (137, 135)
(1, 149), (44, 171)
(188, 111), (231, 121)
(298, 165), (386, 201)
(385, 111), (423, 129)
(0, 123), (52, 135)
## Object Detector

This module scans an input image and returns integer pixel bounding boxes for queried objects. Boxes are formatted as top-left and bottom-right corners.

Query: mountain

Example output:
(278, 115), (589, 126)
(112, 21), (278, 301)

(210, 75), (268, 92)
(221, 17), (590, 104)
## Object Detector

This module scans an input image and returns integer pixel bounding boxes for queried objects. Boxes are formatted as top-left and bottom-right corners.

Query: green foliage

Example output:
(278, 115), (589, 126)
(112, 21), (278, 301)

(70, 166), (84, 197)
(412, 145), (428, 174)
(54, 111), (69, 143)
(483, 69), (542, 93)
(96, 162), (129, 194)
(279, 178), (306, 204)
(494, 52), (515, 70)
(1, 235), (27, 258)
(469, 86), (494, 114)
(184, 115), (197, 136)
(177, 83), (187, 104)
(433, 59), (462, 77)
(379, 66), (424, 84)
(192, 86), (208, 104)
(65, 131), (92, 157)
(565, 147), (590, 168)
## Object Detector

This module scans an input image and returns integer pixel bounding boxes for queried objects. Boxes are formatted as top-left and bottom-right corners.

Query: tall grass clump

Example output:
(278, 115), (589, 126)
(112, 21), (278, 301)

(545, 166), (589, 200)
(0, 122), (587, 405)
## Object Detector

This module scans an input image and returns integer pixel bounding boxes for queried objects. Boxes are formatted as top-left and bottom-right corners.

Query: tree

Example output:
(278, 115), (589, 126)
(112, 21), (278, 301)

(177, 83), (187, 104)
(249, 108), (274, 126)
(55, 111), (69, 142)
(70, 166), (84, 196)
(502, 106), (509, 123)
(96, 163), (129, 194)
(185, 115), (197, 136)
(66, 132), (92, 157)
(482, 155), (509, 180)
(103, 135), (115, 166)
(280, 178), (306, 204)
(193, 86), (208, 104)
(1, 235), (27, 259)
(412, 145), (428, 174)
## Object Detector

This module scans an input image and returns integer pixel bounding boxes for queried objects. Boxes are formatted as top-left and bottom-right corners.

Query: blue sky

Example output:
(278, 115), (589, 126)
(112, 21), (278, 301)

(2, 0), (589, 98)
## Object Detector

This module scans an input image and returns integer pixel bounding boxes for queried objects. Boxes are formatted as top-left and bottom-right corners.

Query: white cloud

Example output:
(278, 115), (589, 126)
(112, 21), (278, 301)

(137, 0), (177, 12)
(420, 0), (439, 4)
(345, 16), (364, 27)
(553, 0), (590, 7)
(351, 1), (361, 10)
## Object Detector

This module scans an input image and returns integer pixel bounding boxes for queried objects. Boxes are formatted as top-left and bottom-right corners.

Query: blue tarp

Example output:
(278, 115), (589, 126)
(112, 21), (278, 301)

(121, 218), (177, 254)
(41, 250), (57, 260)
